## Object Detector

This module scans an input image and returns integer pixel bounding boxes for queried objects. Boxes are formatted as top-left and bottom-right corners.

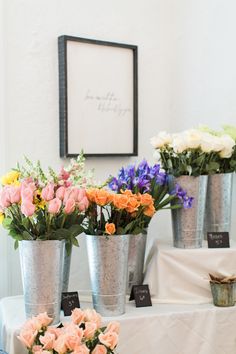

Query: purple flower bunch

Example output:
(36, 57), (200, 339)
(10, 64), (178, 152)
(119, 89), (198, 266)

(108, 159), (194, 218)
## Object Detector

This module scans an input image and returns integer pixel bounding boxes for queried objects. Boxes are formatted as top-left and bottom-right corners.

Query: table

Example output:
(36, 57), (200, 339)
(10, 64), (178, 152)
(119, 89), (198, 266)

(144, 239), (236, 304)
(1, 295), (236, 354)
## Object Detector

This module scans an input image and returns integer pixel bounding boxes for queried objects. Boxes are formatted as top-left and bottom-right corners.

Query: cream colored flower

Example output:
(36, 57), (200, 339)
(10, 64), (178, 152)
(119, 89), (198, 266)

(218, 135), (235, 158)
(150, 131), (172, 149)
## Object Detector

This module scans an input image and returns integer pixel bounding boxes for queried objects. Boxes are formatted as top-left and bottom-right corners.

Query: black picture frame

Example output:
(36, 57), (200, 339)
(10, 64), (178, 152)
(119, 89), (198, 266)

(58, 35), (138, 157)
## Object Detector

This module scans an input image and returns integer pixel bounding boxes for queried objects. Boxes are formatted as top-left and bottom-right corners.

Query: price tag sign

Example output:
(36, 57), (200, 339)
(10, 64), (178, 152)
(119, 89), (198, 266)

(129, 284), (152, 307)
(61, 291), (80, 316)
(207, 232), (230, 248)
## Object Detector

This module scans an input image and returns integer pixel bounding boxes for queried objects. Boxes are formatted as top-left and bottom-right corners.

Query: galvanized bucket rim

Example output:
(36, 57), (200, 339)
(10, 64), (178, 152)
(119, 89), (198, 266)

(210, 281), (236, 285)
(85, 234), (129, 238)
(19, 239), (65, 243)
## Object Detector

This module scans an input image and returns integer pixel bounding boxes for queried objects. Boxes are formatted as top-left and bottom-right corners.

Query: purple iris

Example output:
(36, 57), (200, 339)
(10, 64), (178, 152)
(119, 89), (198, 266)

(171, 183), (194, 209)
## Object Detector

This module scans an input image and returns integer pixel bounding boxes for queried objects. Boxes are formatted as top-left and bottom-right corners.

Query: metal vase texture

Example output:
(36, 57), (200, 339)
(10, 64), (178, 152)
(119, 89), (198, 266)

(19, 240), (65, 324)
(127, 232), (147, 294)
(62, 244), (72, 292)
(169, 175), (208, 248)
(86, 234), (129, 316)
(204, 173), (233, 237)
(210, 282), (235, 307)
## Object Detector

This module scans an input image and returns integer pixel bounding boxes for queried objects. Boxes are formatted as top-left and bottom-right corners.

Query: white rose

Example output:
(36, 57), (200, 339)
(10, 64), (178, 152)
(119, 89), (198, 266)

(200, 133), (224, 153)
(172, 133), (188, 153)
(150, 131), (172, 149)
(218, 135), (235, 158)
(183, 129), (202, 149)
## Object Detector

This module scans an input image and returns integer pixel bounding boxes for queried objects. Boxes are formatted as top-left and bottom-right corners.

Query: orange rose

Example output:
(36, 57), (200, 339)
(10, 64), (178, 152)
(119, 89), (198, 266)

(144, 203), (155, 217)
(112, 194), (129, 209)
(140, 193), (154, 206)
(94, 189), (111, 206)
(86, 188), (97, 202)
(105, 223), (116, 235)
(126, 196), (140, 213)
(121, 189), (133, 196)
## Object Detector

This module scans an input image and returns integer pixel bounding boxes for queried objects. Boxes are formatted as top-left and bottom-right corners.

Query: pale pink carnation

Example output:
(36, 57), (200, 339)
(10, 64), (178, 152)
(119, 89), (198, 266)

(48, 198), (62, 214)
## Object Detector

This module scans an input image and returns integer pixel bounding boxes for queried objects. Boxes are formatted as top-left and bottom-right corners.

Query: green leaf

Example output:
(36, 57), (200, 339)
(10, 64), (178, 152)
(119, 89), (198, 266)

(68, 224), (84, 238)
(2, 217), (12, 229)
(14, 240), (19, 250)
(72, 237), (79, 247)
(22, 231), (33, 240)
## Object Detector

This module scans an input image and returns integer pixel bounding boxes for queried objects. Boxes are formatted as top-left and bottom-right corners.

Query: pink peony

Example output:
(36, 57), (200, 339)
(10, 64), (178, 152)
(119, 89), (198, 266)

(41, 183), (55, 201)
(83, 322), (97, 339)
(39, 332), (55, 350)
(105, 321), (120, 335)
(56, 186), (66, 200)
(92, 344), (107, 354)
(9, 185), (21, 204)
(98, 331), (118, 350)
(48, 198), (62, 214)
(21, 200), (35, 217)
(17, 329), (37, 348)
(71, 308), (85, 325)
(83, 309), (102, 329)
(64, 198), (76, 214)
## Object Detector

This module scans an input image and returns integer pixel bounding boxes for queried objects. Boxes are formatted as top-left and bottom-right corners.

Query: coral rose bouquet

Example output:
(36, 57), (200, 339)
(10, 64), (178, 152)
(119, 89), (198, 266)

(18, 308), (120, 354)
(150, 129), (236, 177)
(0, 155), (92, 250)
(107, 159), (194, 228)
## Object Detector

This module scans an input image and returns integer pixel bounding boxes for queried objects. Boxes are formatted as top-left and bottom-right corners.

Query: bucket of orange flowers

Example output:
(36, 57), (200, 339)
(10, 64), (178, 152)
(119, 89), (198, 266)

(84, 187), (155, 316)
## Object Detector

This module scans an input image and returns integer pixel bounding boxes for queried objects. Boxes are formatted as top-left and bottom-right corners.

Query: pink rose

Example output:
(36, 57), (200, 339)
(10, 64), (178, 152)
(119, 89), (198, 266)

(9, 186), (21, 204)
(0, 187), (11, 208)
(65, 334), (82, 351)
(105, 321), (120, 335)
(78, 196), (89, 212)
(71, 308), (85, 325)
(47, 326), (62, 338)
(63, 323), (83, 339)
(39, 332), (55, 350)
(77, 189), (86, 202)
(21, 187), (34, 203)
(36, 312), (53, 327)
(92, 344), (107, 354)
(71, 344), (89, 354)
(17, 329), (37, 348)
(21, 200), (35, 217)
(48, 198), (62, 214)
(56, 186), (66, 200)
(83, 309), (102, 329)
(83, 322), (97, 339)
(53, 334), (68, 353)
(98, 331), (118, 350)
(42, 183), (55, 201)
(32, 345), (43, 352)
(64, 198), (76, 214)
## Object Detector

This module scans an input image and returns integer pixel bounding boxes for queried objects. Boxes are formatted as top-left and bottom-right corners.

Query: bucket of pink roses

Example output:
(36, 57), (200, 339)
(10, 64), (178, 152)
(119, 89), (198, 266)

(0, 157), (91, 324)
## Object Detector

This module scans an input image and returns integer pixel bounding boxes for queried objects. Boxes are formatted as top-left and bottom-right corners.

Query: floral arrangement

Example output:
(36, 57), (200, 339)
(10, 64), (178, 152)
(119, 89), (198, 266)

(150, 128), (236, 176)
(18, 308), (119, 354)
(0, 155), (92, 250)
(107, 159), (194, 228)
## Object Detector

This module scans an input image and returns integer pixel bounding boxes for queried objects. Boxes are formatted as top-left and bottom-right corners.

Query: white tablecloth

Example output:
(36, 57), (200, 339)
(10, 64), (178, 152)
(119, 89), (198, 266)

(1, 295), (236, 354)
(144, 239), (236, 304)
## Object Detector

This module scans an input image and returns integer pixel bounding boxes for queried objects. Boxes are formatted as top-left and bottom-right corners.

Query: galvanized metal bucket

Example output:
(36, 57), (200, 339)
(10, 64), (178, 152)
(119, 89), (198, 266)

(19, 240), (65, 324)
(127, 232), (147, 295)
(62, 243), (72, 292)
(86, 234), (129, 316)
(204, 173), (233, 238)
(169, 175), (208, 248)
(210, 281), (235, 307)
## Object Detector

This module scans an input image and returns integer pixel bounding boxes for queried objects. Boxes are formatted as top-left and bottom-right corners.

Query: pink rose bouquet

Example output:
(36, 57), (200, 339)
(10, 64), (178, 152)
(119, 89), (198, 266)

(0, 155), (92, 250)
(18, 308), (120, 354)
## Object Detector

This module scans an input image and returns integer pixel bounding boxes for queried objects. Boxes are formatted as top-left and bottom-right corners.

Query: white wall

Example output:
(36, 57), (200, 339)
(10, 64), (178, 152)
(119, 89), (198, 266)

(1, 0), (236, 297)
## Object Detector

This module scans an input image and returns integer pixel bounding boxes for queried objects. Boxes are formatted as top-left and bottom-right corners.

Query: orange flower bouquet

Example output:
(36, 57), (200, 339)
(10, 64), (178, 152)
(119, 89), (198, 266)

(84, 187), (155, 235)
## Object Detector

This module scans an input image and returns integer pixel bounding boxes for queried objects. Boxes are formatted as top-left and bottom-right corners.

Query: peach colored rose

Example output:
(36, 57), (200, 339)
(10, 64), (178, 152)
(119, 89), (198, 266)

(92, 344), (107, 354)
(105, 321), (120, 334)
(64, 198), (76, 214)
(83, 322), (97, 339)
(125, 196), (140, 213)
(86, 188), (97, 202)
(34, 350), (51, 354)
(17, 329), (37, 348)
(41, 183), (55, 201)
(32, 345), (43, 352)
(46, 326), (62, 338)
(53, 334), (68, 353)
(78, 196), (89, 212)
(139, 193), (153, 206)
(63, 323), (83, 339)
(39, 332), (55, 350)
(21, 200), (36, 217)
(98, 331), (118, 350)
(56, 186), (66, 200)
(83, 309), (102, 329)
(65, 334), (82, 351)
(105, 223), (116, 235)
(9, 185), (21, 204)
(36, 312), (53, 327)
(144, 204), (155, 217)
(71, 308), (85, 325)
(48, 198), (62, 214)
(112, 194), (129, 209)
(71, 344), (89, 354)
(94, 189), (111, 206)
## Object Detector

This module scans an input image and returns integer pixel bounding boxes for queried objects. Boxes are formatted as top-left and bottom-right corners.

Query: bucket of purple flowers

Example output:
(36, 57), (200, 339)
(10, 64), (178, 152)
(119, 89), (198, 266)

(108, 159), (193, 291)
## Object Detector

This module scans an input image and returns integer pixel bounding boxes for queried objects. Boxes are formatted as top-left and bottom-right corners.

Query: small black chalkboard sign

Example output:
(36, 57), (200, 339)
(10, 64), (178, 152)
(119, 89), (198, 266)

(129, 284), (152, 307)
(207, 232), (230, 248)
(61, 291), (80, 316)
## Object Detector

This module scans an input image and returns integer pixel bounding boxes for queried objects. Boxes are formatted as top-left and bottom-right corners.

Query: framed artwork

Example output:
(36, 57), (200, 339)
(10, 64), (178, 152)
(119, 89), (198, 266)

(58, 35), (138, 157)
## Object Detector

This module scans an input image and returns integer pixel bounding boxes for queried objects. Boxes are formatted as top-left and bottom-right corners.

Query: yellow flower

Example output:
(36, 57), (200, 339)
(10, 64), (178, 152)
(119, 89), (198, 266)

(1, 170), (20, 186)
(0, 213), (4, 224)
(34, 190), (46, 210)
